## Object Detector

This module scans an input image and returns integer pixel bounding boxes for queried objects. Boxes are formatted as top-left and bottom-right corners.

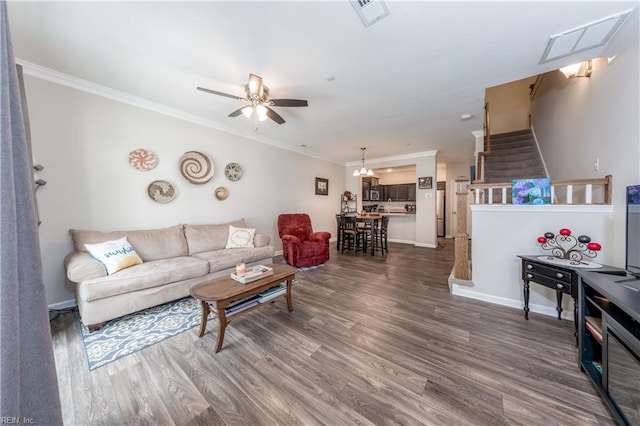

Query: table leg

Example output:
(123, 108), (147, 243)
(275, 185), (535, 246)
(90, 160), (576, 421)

(286, 277), (294, 312)
(523, 280), (530, 320)
(215, 304), (227, 353)
(556, 290), (563, 320)
(197, 300), (209, 337)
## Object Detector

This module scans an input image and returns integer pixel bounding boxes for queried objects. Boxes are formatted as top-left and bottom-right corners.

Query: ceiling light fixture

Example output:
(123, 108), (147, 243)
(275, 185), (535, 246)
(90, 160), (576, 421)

(559, 60), (593, 78)
(353, 147), (374, 177)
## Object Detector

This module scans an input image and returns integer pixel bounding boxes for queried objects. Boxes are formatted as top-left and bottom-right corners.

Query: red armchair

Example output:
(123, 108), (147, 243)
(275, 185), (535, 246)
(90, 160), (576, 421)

(277, 213), (331, 268)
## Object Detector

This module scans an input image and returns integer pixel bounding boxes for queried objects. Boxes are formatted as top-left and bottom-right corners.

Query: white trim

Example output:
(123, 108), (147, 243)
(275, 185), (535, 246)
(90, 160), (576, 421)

(470, 204), (614, 214)
(16, 59), (343, 165)
(48, 299), (77, 310)
(345, 150), (438, 167)
(415, 242), (437, 248)
(388, 238), (415, 245)
(451, 286), (572, 320)
(274, 249), (283, 257)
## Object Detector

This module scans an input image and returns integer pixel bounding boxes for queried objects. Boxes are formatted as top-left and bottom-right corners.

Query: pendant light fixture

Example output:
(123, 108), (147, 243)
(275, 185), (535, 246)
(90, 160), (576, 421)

(353, 147), (374, 177)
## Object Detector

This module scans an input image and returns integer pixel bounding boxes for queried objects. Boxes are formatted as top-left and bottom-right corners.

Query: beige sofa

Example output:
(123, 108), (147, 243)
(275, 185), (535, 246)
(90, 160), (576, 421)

(64, 219), (274, 327)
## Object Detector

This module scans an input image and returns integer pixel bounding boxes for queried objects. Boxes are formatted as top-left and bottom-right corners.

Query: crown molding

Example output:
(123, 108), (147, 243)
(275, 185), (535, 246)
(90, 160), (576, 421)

(345, 150), (438, 167)
(15, 59), (341, 165)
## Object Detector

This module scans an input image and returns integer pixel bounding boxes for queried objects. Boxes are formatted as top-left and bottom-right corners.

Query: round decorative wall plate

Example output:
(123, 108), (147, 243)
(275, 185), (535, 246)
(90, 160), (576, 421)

(147, 180), (177, 204)
(128, 148), (157, 171)
(214, 187), (229, 200)
(224, 162), (242, 181)
(178, 151), (213, 184)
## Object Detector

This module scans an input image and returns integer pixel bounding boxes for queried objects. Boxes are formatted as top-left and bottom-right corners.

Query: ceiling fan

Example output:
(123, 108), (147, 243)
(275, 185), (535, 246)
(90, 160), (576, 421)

(197, 74), (308, 125)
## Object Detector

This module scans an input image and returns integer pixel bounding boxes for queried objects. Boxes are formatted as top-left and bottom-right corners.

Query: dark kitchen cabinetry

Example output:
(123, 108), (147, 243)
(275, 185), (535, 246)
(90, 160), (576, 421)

(382, 183), (416, 201)
(361, 177), (379, 201)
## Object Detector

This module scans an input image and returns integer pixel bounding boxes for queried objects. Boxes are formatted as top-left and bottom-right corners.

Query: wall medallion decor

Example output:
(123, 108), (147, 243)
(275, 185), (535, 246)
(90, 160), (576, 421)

(128, 148), (157, 171)
(178, 151), (213, 184)
(224, 162), (242, 181)
(147, 180), (177, 204)
(214, 187), (229, 200)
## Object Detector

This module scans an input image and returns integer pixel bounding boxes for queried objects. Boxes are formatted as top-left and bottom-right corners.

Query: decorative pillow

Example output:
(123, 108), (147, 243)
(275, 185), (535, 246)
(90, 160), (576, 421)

(225, 225), (256, 249)
(84, 237), (143, 275)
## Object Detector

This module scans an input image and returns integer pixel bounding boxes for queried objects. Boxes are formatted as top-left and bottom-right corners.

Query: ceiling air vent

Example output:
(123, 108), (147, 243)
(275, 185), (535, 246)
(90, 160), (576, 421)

(350, 0), (390, 28)
(540, 10), (633, 63)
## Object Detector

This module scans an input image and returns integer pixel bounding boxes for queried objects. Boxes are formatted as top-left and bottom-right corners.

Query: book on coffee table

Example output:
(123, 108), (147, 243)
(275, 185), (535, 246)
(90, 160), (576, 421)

(230, 265), (274, 284)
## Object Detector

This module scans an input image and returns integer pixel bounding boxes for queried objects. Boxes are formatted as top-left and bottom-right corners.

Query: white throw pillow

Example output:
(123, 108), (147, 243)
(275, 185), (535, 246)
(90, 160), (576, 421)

(85, 237), (143, 275)
(225, 225), (256, 249)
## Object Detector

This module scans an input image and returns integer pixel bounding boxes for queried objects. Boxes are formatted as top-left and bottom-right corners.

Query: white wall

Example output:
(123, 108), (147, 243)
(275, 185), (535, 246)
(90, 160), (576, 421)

(377, 170), (414, 185)
(485, 76), (537, 134)
(455, 205), (614, 318)
(26, 76), (345, 306)
(531, 37), (640, 265)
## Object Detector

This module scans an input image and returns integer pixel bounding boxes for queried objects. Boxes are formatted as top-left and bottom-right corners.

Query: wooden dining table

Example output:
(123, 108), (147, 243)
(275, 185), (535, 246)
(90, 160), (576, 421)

(355, 214), (382, 255)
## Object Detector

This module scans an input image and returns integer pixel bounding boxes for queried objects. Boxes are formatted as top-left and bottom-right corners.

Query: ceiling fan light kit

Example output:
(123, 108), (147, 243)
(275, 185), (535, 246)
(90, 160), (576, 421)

(197, 73), (308, 126)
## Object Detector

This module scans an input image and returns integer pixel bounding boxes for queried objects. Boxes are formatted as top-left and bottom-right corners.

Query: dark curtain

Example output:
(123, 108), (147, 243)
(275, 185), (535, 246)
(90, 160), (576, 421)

(0, 1), (63, 424)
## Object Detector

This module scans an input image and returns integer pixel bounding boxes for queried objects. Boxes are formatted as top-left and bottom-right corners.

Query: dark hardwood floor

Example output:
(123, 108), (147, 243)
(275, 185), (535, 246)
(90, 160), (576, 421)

(50, 239), (615, 425)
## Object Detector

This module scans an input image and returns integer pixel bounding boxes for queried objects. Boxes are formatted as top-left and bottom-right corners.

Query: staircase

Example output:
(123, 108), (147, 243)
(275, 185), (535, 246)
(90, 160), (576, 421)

(483, 129), (546, 183)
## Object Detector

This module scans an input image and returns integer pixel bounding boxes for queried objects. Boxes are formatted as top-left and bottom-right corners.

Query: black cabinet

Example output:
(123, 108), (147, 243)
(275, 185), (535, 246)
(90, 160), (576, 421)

(578, 270), (640, 426)
(407, 183), (416, 201)
(361, 177), (379, 201)
(380, 183), (415, 201)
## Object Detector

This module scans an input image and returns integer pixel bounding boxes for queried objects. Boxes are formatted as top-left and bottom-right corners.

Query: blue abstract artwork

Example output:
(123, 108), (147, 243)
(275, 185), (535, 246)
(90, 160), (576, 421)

(512, 178), (551, 205)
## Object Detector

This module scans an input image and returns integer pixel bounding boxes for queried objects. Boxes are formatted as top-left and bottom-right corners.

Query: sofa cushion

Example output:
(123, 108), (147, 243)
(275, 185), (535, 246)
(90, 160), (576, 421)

(193, 246), (275, 272)
(184, 219), (246, 255)
(225, 225), (256, 248)
(78, 256), (209, 302)
(84, 237), (143, 275)
(69, 225), (188, 262)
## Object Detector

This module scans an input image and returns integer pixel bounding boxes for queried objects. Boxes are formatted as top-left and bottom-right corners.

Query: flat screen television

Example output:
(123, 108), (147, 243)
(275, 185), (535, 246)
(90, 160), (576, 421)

(625, 185), (640, 278)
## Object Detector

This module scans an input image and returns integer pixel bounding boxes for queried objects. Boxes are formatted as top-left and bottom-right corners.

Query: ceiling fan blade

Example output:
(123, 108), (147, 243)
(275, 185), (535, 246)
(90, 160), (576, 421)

(264, 106), (285, 124)
(269, 99), (308, 107)
(197, 86), (245, 101)
(247, 74), (264, 98)
(228, 106), (248, 117)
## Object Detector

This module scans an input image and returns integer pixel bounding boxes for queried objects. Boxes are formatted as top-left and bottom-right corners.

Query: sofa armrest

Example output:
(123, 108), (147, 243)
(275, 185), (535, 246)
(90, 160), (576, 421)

(254, 233), (271, 248)
(310, 231), (331, 242)
(64, 252), (106, 283)
(281, 234), (300, 245)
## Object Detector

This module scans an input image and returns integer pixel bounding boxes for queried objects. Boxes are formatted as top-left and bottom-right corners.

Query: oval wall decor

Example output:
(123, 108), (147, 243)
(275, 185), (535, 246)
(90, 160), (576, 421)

(147, 180), (177, 204)
(178, 151), (213, 184)
(128, 148), (157, 171)
(214, 187), (229, 200)
(224, 162), (242, 181)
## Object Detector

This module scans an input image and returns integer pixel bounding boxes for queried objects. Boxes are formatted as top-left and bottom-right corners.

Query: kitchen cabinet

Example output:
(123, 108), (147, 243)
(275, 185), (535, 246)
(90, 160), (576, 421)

(362, 177), (380, 201)
(381, 183), (416, 201)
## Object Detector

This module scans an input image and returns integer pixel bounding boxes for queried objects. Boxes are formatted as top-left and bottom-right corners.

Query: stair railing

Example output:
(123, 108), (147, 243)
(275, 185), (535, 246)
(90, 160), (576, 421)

(452, 175), (613, 281)
(468, 175), (612, 205)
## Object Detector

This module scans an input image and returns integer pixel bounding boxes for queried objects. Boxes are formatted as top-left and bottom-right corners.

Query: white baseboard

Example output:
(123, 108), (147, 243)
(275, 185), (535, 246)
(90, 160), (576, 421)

(48, 299), (76, 310)
(450, 286), (572, 320)
(388, 238), (415, 245)
(415, 242), (438, 248)
(274, 249), (283, 257)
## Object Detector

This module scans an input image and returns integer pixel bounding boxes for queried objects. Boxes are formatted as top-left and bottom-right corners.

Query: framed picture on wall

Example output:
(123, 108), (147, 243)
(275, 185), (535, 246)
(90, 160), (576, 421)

(315, 177), (329, 196)
(418, 176), (433, 189)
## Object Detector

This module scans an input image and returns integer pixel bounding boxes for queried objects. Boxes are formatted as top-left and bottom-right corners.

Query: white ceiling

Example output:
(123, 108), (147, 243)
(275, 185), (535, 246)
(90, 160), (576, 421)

(7, 1), (639, 167)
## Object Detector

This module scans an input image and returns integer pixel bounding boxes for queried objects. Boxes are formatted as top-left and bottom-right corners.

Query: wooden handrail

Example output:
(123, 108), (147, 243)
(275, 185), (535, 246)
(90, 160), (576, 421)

(468, 175), (613, 205)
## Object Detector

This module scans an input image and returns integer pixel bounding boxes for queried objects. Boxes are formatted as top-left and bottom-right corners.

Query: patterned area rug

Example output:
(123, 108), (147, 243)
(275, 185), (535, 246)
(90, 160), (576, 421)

(80, 297), (214, 370)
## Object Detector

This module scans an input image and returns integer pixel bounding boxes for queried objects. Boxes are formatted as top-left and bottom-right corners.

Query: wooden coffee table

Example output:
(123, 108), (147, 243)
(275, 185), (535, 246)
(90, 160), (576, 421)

(190, 263), (296, 353)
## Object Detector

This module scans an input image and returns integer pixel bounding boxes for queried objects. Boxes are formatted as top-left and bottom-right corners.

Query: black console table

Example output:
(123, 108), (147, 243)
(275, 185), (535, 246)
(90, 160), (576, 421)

(517, 256), (624, 338)
(578, 270), (640, 426)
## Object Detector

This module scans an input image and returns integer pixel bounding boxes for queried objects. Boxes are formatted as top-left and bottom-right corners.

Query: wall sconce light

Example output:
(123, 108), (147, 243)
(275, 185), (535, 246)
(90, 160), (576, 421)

(559, 60), (593, 79)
